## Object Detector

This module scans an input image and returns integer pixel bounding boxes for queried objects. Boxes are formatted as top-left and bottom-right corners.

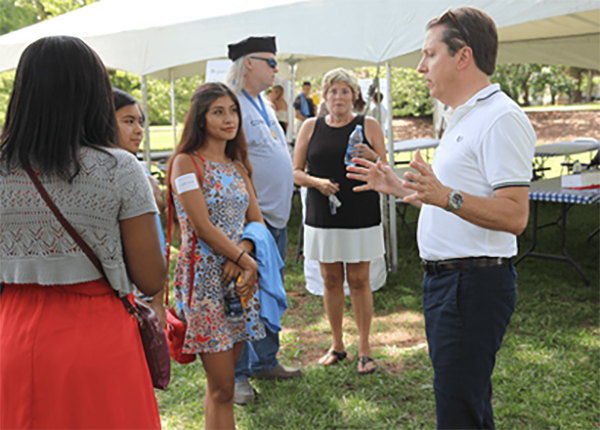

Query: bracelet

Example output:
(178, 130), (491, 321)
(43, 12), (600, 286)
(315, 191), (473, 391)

(235, 250), (245, 265)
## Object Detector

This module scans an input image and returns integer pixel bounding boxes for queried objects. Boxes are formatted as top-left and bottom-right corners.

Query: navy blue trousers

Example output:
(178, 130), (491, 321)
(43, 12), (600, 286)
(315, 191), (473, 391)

(422, 263), (517, 429)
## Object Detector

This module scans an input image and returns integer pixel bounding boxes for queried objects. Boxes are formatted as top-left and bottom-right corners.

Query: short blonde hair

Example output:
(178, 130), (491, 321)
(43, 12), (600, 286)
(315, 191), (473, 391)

(321, 68), (360, 102)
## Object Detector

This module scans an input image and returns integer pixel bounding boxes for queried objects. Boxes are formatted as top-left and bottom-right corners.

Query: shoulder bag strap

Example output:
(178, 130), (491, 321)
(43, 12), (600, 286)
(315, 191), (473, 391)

(23, 165), (139, 317)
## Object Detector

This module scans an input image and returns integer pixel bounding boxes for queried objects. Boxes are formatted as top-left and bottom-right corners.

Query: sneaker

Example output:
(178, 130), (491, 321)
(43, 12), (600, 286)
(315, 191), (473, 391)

(253, 364), (304, 380)
(233, 379), (255, 405)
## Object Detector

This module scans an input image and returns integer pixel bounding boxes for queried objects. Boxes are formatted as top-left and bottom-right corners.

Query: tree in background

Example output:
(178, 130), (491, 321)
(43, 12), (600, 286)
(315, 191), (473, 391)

(0, 1), (38, 34)
(1, 0), (99, 127)
(529, 66), (578, 105)
(109, 70), (204, 126)
(491, 64), (539, 106)
(0, 0), (204, 127)
(389, 68), (433, 117)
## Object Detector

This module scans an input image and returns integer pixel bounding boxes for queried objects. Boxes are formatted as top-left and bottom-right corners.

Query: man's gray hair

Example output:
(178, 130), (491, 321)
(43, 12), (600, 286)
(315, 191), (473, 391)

(225, 54), (249, 93)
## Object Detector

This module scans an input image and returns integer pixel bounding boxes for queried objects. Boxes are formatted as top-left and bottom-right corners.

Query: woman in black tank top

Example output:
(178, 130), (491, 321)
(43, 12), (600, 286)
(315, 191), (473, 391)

(292, 68), (388, 375)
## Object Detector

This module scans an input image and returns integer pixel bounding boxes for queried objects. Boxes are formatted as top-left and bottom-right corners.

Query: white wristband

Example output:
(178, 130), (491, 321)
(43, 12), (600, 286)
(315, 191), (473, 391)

(174, 173), (200, 194)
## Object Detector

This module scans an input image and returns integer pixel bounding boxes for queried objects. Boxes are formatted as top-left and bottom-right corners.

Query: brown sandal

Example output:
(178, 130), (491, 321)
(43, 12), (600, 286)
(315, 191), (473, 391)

(318, 350), (347, 366)
(357, 356), (376, 375)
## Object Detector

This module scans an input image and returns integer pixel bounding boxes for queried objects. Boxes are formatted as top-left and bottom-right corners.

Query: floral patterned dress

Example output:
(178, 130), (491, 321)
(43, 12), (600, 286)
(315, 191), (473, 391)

(173, 155), (265, 354)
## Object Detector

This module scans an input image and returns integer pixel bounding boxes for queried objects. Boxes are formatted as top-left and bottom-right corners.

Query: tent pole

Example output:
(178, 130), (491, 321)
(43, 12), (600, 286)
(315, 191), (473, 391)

(287, 56), (298, 143)
(141, 75), (151, 165)
(386, 61), (397, 272)
(288, 63), (296, 142)
(170, 69), (177, 149)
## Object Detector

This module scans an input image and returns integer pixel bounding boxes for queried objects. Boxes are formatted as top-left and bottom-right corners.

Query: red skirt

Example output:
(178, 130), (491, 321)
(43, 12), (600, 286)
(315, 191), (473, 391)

(0, 281), (161, 429)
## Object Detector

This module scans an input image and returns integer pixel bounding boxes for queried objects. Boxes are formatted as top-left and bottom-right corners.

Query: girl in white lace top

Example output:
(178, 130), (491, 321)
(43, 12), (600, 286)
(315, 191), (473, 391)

(0, 36), (165, 429)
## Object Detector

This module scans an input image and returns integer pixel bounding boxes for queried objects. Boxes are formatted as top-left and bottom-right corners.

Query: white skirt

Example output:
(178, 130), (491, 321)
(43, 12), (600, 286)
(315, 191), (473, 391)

(304, 257), (387, 296)
(304, 224), (385, 263)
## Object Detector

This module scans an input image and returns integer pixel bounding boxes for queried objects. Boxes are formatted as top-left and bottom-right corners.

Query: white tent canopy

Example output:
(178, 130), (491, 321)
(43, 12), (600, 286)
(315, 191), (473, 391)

(0, 0), (598, 79)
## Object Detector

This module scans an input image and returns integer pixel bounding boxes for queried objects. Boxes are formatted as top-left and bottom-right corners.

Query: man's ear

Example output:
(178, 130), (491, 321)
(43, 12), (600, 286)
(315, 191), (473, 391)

(456, 46), (473, 71)
(244, 56), (253, 71)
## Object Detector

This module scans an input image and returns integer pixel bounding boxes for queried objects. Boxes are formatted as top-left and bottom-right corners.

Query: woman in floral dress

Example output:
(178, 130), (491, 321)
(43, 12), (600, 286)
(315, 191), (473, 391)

(166, 82), (265, 429)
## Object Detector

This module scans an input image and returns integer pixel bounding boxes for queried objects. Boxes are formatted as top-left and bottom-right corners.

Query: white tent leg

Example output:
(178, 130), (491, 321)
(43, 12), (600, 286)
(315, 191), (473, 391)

(290, 64), (296, 143)
(287, 57), (298, 143)
(170, 69), (177, 149)
(386, 61), (397, 272)
(141, 75), (151, 165)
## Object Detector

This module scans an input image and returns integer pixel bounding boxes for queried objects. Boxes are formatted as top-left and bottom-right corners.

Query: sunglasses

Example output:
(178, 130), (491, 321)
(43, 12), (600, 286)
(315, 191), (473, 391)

(439, 9), (471, 48)
(250, 56), (277, 69)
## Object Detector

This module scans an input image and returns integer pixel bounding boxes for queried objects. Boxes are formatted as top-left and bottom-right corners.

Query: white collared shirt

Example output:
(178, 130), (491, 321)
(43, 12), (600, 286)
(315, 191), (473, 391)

(418, 84), (536, 261)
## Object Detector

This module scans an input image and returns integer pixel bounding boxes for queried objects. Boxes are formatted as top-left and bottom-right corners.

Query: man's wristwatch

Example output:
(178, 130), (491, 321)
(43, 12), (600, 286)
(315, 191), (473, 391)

(445, 189), (464, 212)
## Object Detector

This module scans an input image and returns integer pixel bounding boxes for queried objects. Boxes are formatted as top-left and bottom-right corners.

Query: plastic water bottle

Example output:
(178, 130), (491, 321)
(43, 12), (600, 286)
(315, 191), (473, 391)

(573, 160), (582, 174)
(224, 280), (243, 318)
(344, 125), (364, 166)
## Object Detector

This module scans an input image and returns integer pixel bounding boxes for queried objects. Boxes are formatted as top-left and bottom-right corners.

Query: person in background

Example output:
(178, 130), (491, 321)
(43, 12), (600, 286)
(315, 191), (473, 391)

(348, 7), (535, 428)
(352, 88), (367, 114)
(0, 36), (166, 429)
(367, 91), (389, 136)
(292, 67), (387, 375)
(226, 35), (303, 405)
(317, 98), (330, 118)
(166, 82), (266, 429)
(112, 87), (167, 325)
(268, 84), (289, 133)
(311, 92), (321, 114)
(294, 81), (316, 128)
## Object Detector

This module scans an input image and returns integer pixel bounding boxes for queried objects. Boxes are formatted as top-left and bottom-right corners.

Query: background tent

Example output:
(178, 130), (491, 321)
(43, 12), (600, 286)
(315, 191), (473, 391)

(1, 0), (597, 79)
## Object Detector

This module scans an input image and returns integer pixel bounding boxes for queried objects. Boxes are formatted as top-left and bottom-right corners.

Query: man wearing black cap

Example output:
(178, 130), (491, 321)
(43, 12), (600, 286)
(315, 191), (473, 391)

(226, 36), (303, 405)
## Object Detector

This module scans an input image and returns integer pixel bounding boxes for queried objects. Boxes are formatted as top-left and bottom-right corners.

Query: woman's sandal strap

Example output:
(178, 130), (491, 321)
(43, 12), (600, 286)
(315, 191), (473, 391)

(357, 356), (376, 375)
(319, 350), (347, 365)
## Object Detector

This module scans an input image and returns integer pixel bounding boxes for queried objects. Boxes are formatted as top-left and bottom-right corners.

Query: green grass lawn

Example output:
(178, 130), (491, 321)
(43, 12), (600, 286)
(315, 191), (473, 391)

(523, 102), (600, 112)
(155, 188), (599, 429)
(143, 125), (183, 153)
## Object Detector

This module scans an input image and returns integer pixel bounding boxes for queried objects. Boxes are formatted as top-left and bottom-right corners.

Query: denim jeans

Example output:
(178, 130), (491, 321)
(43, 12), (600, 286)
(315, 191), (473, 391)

(422, 263), (517, 429)
(235, 221), (287, 381)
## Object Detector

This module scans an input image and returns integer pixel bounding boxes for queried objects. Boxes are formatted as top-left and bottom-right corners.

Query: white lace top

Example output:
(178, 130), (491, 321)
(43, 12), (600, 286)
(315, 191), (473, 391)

(1, 147), (158, 295)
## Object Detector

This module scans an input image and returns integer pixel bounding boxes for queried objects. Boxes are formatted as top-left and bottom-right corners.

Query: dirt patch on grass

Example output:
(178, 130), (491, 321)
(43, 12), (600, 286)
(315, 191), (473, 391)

(392, 109), (600, 144)
(280, 289), (427, 370)
(526, 110), (599, 144)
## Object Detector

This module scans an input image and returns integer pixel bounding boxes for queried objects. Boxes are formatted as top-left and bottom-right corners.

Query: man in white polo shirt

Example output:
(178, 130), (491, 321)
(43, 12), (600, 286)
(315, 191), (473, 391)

(348, 7), (535, 429)
(225, 36), (303, 405)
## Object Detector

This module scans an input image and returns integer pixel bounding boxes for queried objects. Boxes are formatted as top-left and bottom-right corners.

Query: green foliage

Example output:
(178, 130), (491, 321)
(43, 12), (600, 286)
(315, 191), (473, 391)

(109, 70), (204, 126)
(10, 0), (96, 22)
(0, 0), (38, 35)
(492, 64), (585, 106)
(492, 64), (537, 105)
(0, 64), (204, 129)
(529, 65), (578, 105)
(0, 70), (15, 127)
(389, 68), (433, 117)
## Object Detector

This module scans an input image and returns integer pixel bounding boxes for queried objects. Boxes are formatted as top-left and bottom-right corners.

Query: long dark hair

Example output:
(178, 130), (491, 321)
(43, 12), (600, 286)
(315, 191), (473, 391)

(112, 87), (145, 121)
(0, 36), (116, 182)
(166, 82), (252, 181)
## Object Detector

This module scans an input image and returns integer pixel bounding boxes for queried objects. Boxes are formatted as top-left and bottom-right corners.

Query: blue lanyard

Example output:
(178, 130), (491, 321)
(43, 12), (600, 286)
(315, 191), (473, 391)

(242, 89), (272, 129)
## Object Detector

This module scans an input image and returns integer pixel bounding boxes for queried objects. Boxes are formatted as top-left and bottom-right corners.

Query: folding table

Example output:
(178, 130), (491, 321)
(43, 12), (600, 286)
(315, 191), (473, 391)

(516, 176), (600, 285)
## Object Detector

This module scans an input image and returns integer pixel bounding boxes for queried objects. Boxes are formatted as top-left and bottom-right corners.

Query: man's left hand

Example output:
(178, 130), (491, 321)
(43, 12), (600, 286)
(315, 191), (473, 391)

(402, 150), (451, 208)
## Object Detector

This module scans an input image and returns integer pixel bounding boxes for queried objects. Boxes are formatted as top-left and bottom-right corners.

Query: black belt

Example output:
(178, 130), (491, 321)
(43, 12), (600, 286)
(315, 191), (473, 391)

(421, 257), (512, 275)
